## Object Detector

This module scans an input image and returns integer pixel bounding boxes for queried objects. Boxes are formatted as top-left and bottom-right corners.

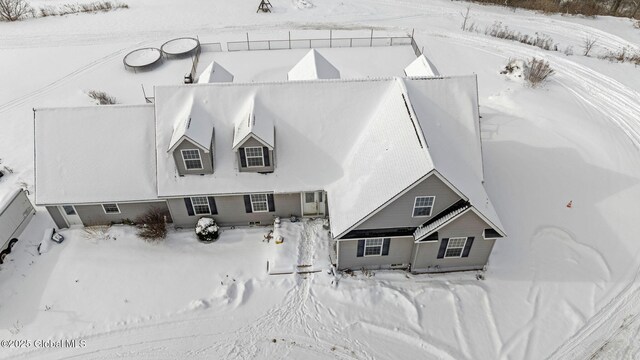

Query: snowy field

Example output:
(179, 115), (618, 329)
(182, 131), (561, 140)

(1, 0), (640, 358)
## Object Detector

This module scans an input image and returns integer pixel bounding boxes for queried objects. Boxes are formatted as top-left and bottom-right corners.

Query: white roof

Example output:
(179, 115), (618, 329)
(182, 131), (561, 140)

(35, 105), (158, 205)
(287, 49), (340, 81)
(231, 96), (275, 150)
(326, 80), (434, 237)
(168, 97), (214, 152)
(404, 54), (440, 77)
(404, 76), (505, 235)
(197, 61), (234, 84)
(155, 77), (503, 236)
(155, 79), (391, 198)
(34, 76), (504, 237)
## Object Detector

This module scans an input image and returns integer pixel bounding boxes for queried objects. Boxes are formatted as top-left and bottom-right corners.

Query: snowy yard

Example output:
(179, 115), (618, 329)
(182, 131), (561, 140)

(0, 0), (640, 358)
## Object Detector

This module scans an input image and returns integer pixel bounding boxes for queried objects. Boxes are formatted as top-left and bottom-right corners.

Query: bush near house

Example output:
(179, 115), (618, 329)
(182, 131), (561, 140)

(136, 208), (169, 241)
(195, 217), (220, 242)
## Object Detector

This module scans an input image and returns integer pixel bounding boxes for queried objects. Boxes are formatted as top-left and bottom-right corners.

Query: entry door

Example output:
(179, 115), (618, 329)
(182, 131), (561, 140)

(60, 205), (83, 227)
(302, 191), (325, 216)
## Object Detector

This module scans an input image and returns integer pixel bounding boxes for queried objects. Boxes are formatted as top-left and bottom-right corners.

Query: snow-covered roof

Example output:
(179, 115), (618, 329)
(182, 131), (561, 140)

(404, 76), (505, 235)
(287, 49), (340, 81)
(231, 96), (275, 150)
(155, 79), (392, 198)
(326, 80), (434, 237)
(33, 76), (503, 237)
(197, 61), (234, 84)
(168, 97), (214, 152)
(34, 105), (158, 205)
(155, 76), (503, 236)
(404, 54), (440, 77)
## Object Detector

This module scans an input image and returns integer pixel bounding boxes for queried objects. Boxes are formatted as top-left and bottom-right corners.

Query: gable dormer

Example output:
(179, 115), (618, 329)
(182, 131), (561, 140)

(232, 97), (274, 173)
(168, 100), (214, 176)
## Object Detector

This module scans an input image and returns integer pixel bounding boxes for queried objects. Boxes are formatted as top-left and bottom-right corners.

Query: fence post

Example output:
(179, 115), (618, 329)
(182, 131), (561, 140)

(330, 30), (332, 48)
(289, 31), (291, 49)
(246, 33), (250, 51)
(370, 29), (373, 47)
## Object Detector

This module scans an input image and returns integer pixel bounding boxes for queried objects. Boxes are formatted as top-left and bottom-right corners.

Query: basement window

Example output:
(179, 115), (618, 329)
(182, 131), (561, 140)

(102, 203), (120, 214)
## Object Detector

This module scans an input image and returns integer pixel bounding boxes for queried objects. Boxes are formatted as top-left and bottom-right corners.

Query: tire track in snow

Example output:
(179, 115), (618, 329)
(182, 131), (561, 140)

(440, 31), (640, 150)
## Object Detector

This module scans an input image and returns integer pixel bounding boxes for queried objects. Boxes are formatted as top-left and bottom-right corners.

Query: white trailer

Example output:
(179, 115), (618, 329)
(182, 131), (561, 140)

(0, 189), (35, 264)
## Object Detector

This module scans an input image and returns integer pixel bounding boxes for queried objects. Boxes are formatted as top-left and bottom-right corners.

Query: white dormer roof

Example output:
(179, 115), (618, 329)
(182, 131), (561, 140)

(197, 61), (234, 83)
(168, 98), (214, 152)
(287, 49), (340, 81)
(232, 97), (275, 151)
(404, 54), (440, 77)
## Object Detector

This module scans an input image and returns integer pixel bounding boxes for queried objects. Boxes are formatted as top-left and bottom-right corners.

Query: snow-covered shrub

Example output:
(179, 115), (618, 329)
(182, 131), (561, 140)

(0, 0), (32, 21)
(524, 58), (554, 87)
(87, 90), (117, 105)
(39, 1), (128, 17)
(135, 207), (168, 241)
(195, 217), (220, 242)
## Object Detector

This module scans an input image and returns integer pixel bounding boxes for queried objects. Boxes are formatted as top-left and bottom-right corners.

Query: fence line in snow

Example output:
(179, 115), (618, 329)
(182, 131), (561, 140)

(226, 30), (422, 55)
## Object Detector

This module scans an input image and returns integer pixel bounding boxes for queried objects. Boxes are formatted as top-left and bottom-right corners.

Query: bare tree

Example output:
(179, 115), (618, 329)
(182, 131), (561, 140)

(583, 36), (598, 56)
(0, 0), (31, 21)
(610, 0), (623, 15)
(460, 5), (471, 31)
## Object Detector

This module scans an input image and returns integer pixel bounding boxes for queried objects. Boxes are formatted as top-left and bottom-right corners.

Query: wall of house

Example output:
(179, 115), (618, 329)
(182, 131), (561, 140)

(74, 201), (172, 226)
(237, 137), (274, 173)
(173, 138), (214, 176)
(411, 210), (496, 272)
(46, 206), (67, 229)
(167, 193), (301, 228)
(337, 236), (414, 270)
(353, 174), (462, 231)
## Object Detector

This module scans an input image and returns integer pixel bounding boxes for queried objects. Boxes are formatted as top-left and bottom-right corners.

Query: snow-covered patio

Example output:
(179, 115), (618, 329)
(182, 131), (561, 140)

(267, 218), (332, 275)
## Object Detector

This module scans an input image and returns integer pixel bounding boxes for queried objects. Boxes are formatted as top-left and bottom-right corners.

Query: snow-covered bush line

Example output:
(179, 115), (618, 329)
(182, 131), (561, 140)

(87, 90), (117, 105)
(483, 21), (559, 51)
(600, 47), (640, 65)
(39, 1), (128, 17)
(0, 0), (31, 21)
(135, 208), (168, 242)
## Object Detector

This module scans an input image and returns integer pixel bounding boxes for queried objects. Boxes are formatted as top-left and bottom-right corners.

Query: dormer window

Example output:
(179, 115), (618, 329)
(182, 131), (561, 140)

(245, 147), (265, 167)
(182, 149), (203, 170)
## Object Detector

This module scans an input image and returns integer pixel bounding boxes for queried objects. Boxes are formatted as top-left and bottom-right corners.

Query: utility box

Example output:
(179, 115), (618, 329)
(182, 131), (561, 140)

(0, 189), (36, 264)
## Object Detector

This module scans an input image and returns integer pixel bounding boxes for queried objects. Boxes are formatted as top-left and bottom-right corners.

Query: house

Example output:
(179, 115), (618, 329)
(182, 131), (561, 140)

(34, 48), (505, 273)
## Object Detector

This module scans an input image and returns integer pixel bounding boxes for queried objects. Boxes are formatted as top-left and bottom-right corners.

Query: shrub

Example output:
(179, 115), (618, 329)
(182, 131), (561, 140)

(525, 58), (554, 87)
(136, 208), (168, 241)
(38, 1), (127, 17)
(195, 217), (220, 242)
(484, 22), (558, 51)
(87, 90), (117, 105)
(0, 0), (32, 21)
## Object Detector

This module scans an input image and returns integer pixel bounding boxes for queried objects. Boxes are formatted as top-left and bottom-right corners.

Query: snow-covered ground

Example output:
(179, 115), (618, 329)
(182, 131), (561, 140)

(1, 0), (640, 358)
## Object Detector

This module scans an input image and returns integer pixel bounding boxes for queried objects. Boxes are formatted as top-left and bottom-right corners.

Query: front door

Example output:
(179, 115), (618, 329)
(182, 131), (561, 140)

(59, 205), (83, 227)
(302, 191), (325, 216)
